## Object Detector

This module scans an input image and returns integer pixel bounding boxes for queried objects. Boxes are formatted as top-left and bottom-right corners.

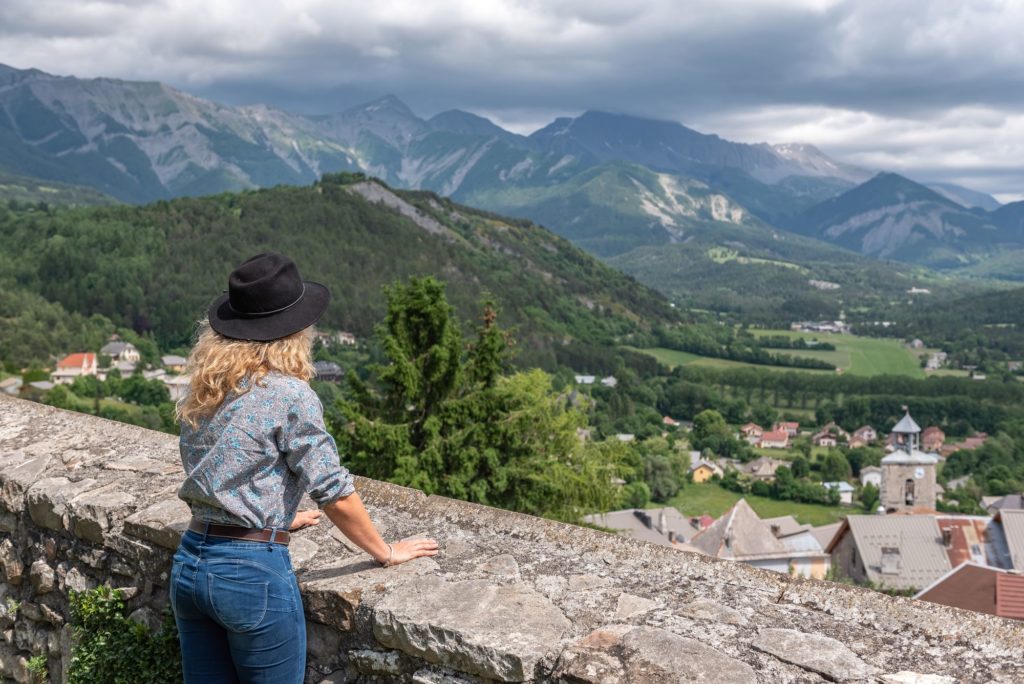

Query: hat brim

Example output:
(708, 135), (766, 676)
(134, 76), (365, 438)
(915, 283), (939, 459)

(207, 281), (330, 341)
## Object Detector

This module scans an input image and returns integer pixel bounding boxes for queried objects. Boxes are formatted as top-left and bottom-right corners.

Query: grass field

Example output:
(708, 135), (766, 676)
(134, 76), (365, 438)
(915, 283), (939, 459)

(662, 482), (851, 526)
(633, 331), (924, 379)
(632, 347), (835, 374)
(753, 330), (924, 378)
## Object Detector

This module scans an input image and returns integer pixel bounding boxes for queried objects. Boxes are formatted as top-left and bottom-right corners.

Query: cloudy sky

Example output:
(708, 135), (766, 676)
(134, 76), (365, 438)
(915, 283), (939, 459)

(2, 0), (1022, 200)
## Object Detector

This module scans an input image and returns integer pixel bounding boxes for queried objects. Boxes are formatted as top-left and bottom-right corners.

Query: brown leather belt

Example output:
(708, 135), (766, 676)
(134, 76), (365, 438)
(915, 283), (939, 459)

(188, 518), (290, 545)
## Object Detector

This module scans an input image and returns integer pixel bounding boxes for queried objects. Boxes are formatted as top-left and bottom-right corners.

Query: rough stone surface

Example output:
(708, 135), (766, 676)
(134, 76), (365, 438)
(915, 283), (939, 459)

(68, 483), (136, 543)
(880, 674), (957, 684)
(374, 577), (570, 681)
(124, 498), (192, 549)
(1, 395), (1024, 684)
(28, 560), (54, 595)
(348, 648), (405, 675)
(678, 598), (746, 625)
(752, 628), (878, 681)
(25, 477), (98, 531)
(614, 592), (657, 620)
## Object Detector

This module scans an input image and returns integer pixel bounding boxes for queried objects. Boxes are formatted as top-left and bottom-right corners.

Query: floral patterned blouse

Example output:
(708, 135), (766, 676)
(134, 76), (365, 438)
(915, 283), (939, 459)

(178, 372), (355, 529)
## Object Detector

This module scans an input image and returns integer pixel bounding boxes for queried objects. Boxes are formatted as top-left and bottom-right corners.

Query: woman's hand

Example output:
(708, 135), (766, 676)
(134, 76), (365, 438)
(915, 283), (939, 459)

(289, 509), (323, 531)
(383, 538), (440, 567)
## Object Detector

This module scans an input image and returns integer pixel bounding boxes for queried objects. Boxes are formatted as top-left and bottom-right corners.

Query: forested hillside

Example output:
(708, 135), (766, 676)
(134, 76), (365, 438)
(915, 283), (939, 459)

(0, 173), (676, 367)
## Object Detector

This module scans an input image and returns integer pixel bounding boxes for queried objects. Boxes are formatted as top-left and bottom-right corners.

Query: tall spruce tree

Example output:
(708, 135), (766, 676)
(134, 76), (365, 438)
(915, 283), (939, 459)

(336, 277), (629, 521)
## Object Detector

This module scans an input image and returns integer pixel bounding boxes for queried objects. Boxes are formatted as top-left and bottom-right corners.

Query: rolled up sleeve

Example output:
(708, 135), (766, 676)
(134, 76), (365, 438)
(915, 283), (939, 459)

(277, 389), (356, 507)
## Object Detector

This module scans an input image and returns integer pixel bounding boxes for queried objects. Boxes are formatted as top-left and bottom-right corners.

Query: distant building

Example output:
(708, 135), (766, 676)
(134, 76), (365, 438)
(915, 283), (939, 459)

(690, 500), (830, 579)
(315, 331), (357, 347)
(758, 430), (789, 449)
(828, 516), (952, 592)
(162, 375), (191, 402)
(921, 426), (945, 453)
(823, 481), (856, 505)
(813, 432), (838, 448)
(100, 341), (141, 364)
(916, 563), (1024, 620)
(582, 507), (698, 547)
(907, 287), (931, 295)
(313, 361), (343, 383)
(574, 375), (596, 385)
(880, 410), (938, 513)
(600, 376), (618, 388)
(773, 421), (800, 438)
(982, 494), (1024, 516)
(940, 433), (989, 459)
(161, 355), (188, 373)
(744, 457), (788, 482)
(0, 377), (23, 396)
(739, 423), (763, 444)
(852, 425), (877, 444)
(689, 461), (723, 484)
(909, 339), (925, 349)
(615, 434), (636, 443)
(51, 353), (98, 385)
(662, 416), (680, 428)
(860, 466), (882, 488)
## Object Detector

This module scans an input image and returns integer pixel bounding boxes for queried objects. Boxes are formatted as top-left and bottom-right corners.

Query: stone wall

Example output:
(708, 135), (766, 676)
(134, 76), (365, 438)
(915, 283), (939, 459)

(1, 394), (1023, 683)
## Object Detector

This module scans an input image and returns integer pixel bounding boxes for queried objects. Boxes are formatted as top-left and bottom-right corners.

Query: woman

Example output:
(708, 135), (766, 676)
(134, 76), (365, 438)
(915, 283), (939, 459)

(170, 253), (438, 683)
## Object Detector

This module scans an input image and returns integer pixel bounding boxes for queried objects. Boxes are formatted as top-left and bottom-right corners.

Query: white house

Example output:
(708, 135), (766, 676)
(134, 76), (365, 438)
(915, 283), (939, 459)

(823, 481), (856, 505)
(51, 353), (98, 385)
(100, 341), (141, 364)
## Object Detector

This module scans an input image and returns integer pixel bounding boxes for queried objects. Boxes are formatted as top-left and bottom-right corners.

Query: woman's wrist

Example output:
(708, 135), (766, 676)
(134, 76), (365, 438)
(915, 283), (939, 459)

(376, 543), (394, 567)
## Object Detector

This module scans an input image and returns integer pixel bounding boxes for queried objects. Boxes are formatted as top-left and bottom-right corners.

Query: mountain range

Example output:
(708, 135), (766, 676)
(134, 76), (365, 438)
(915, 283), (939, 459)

(3, 62), (1023, 313)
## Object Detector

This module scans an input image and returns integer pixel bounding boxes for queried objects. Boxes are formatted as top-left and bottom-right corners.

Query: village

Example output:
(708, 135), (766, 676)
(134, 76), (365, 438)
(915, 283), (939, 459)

(586, 409), (1022, 619)
(0, 331), (358, 408)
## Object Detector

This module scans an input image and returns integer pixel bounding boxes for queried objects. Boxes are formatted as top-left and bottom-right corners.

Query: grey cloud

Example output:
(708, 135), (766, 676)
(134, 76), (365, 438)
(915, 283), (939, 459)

(0, 0), (1020, 197)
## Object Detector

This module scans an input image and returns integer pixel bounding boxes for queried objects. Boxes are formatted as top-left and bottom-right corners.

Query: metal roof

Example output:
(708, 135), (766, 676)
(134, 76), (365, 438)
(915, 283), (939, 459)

(845, 515), (951, 591)
(690, 500), (823, 561)
(892, 412), (922, 434)
(880, 449), (938, 465)
(1000, 510), (1024, 570)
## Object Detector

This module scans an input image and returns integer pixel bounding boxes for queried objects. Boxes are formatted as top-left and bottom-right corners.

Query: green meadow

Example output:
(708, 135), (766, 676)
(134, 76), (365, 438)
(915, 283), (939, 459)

(634, 330), (924, 379)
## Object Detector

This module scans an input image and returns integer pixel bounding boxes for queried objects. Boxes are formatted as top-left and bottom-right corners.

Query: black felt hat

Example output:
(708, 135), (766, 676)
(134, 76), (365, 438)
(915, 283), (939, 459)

(208, 253), (330, 341)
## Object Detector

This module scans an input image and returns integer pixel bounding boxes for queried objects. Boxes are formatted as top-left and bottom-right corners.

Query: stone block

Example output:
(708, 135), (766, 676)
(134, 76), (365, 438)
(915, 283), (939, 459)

(69, 483), (136, 543)
(29, 561), (54, 595)
(373, 577), (570, 682)
(678, 599), (746, 626)
(301, 554), (437, 631)
(349, 648), (405, 676)
(752, 628), (878, 682)
(0, 455), (51, 513)
(0, 539), (23, 586)
(25, 477), (97, 531)
(555, 625), (758, 684)
(123, 497), (191, 550)
(614, 592), (657, 620)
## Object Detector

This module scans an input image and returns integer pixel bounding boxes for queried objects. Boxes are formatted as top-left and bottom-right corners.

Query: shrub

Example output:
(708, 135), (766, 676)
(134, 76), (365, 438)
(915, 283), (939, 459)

(67, 586), (181, 684)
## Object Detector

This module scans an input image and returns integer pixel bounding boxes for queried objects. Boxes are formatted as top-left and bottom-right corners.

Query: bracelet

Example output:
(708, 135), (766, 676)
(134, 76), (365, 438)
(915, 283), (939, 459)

(378, 543), (394, 567)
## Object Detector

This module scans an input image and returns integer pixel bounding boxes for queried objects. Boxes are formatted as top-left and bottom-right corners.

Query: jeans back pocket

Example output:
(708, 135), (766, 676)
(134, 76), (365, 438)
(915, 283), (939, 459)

(208, 572), (269, 633)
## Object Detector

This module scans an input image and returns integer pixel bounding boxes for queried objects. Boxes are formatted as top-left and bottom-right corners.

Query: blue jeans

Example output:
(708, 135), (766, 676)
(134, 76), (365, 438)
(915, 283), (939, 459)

(170, 529), (306, 683)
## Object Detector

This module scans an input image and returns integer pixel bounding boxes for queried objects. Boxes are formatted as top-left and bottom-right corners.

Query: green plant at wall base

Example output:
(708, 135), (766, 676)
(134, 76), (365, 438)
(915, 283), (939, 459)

(67, 586), (182, 684)
(25, 654), (47, 683)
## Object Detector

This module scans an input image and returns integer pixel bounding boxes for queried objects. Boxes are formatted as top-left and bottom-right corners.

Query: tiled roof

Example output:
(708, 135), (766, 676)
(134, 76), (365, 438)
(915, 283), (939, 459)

(760, 430), (788, 442)
(996, 572), (1024, 619)
(57, 353), (95, 369)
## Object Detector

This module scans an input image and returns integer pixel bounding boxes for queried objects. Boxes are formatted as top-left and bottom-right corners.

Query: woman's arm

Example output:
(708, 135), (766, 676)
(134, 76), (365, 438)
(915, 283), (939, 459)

(322, 492), (439, 566)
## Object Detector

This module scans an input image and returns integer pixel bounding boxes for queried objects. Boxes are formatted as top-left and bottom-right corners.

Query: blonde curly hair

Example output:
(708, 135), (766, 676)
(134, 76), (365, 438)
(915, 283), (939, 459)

(175, 319), (315, 428)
